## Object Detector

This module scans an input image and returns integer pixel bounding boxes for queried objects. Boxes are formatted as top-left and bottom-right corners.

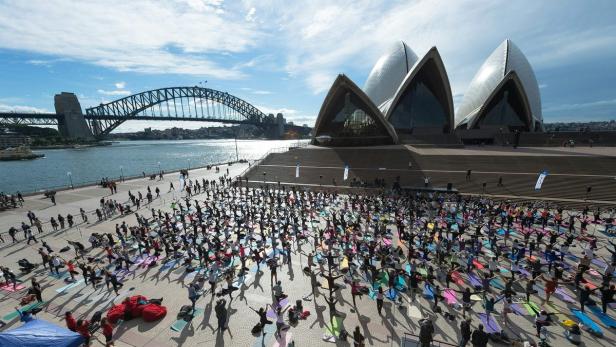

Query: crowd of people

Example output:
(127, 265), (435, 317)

(0, 191), (24, 210)
(1, 166), (616, 347)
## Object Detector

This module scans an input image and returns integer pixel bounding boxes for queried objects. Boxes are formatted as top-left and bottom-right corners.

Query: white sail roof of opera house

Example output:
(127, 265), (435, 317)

(362, 41), (418, 114)
(455, 39), (542, 131)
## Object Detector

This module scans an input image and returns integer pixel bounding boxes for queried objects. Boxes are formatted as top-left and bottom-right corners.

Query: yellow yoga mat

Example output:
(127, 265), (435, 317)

(340, 257), (349, 271)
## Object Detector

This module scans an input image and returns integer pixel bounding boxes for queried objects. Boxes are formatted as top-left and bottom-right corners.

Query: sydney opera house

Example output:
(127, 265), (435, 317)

(246, 39), (616, 204)
(312, 39), (543, 146)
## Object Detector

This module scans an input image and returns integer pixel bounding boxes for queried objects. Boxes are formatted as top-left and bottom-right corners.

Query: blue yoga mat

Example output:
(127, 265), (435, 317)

(587, 305), (616, 328)
(423, 284), (434, 299)
(386, 288), (398, 301)
(160, 259), (178, 270)
(490, 278), (505, 290)
(571, 308), (603, 336)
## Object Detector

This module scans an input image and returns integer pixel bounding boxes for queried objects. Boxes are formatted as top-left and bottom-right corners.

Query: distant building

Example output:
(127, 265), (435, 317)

(0, 129), (32, 149)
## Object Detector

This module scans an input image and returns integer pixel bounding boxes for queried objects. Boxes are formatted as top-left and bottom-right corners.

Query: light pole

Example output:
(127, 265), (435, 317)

(120, 166), (124, 182)
(234, 136), (239, 162)
(67, 171), (73, 189)
(157, 161), (161, 174)
(187, 158), (191, 170)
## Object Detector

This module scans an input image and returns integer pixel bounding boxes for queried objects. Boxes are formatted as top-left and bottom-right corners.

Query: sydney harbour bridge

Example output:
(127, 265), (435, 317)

(0, 86), (311, 139)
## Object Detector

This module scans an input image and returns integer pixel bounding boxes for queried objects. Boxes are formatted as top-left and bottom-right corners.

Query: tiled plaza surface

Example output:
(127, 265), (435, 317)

(1, 162), (616, 346)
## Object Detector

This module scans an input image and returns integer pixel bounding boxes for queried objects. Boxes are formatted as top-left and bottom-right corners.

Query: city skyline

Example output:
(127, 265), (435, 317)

(0, 0), (615, 132)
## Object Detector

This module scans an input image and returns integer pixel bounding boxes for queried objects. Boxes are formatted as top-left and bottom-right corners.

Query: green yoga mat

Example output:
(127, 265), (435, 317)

(377, 272), (389, 287)
(2, 301), (46, 321)
(324, 316), (342, 338)
(523, 301), (540, 315)
(170, 307), (204, 332)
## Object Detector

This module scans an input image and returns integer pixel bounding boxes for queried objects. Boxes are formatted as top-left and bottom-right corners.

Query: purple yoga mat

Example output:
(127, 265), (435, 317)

(510, 303), (528, 316)
(479, 313), (502, 334)
(555, 288), (576, 303)
(517, 267), (531, 277)
(266, 297), (290, 318)
(468, 273), (482, 287)
(592, 258), (607, 268)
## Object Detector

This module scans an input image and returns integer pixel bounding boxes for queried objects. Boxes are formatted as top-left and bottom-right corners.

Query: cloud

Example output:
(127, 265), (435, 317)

(115, 82), (126, 89)
(0, 0), (261, 79)
(97, 89), (132, 96)
(544, 98), (616, 113)
(240, 87), (272, 95)
(243, 0), (616, 97)
(0, 103), (50, 113)
(27, 59), (52, 67)
(245, 7), (256, 22)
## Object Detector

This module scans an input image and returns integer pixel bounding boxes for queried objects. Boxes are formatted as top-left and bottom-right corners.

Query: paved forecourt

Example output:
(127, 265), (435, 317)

(1, 162), (616, 346)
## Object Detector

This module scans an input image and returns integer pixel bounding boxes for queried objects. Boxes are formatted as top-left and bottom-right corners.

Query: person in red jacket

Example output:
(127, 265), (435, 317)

(101, 317), (114, 346)
(65, 311), (77, 332)
(76, 319), (91, 345)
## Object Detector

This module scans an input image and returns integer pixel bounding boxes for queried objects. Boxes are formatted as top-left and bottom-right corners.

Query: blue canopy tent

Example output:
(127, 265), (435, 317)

(0, 319), (84, 347)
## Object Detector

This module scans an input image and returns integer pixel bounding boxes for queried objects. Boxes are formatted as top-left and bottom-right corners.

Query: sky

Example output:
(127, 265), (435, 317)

(0, 0), (615, 132)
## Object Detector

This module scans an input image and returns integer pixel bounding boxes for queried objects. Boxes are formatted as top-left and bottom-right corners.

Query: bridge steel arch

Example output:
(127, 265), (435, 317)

(85, 86), (270, 136)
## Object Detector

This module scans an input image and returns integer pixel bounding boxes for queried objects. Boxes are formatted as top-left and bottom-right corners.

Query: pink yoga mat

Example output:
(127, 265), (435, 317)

(0, 283), (25, 292)
(140, 256), (161, 268)
(443, 289), (457, 305)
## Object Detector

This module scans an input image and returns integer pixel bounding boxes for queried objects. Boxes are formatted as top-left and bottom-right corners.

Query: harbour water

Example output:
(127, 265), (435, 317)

(0, 139), (303, 194)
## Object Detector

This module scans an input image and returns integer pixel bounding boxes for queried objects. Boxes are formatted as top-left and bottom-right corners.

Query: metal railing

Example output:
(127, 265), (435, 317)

(235, 140), (309, 180)
(7, 159), (245, 197)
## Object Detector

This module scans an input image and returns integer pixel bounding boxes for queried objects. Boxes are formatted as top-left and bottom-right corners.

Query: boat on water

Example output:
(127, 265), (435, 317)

(0, 145), (45, 161)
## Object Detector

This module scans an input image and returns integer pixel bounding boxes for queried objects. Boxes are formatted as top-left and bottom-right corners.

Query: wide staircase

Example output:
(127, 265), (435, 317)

(243, 146), (616, 207)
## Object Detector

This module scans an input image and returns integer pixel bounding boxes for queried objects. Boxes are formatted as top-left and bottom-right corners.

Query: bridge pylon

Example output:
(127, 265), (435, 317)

(54, 92), (93, 139)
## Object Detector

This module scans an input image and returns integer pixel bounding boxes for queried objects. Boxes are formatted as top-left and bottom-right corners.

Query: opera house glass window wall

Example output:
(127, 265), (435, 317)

(329, 93), (384, 137)
(313, 75), (397, 146)
(476, 79), (529, 131)
(388, 60), (450, 133)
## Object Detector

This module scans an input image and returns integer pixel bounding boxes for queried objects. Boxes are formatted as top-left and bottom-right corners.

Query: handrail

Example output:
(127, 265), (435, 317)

(5, 159), (242, 197)
(234, 140), (309, 180)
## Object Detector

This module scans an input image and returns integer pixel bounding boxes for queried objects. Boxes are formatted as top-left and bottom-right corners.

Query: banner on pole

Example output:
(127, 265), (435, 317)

(343, 164), (349, 181)
(535, 170), (548, 190)
(295, 162), (300, 178)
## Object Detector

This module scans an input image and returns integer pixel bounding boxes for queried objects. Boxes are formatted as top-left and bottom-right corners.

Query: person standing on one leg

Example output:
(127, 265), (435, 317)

(376, 287), (384, 315)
